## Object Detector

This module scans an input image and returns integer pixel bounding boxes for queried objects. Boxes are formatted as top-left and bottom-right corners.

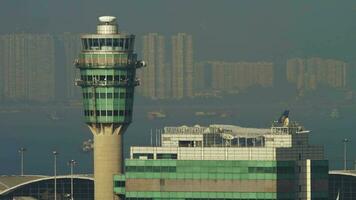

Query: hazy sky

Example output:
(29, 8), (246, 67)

(1, 0), (355, 61)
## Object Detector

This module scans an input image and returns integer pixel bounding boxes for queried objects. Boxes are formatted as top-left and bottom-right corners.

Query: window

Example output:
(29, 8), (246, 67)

(99, 76), (106, 81)
(119, 39), (124, 48)
(113, 39), (119, 47)
(92, 38), (99, 47)
(100, 110), (106, 116)
(95, 110), (100, 116)
(157, 153), (177, 160)
(82, 39), (88, 50)
(114, 75), (120, 81)
(114, 181), (125, 187)
(120, 75), (126, 81)
(119, 110), (124, 116)
(113, 110), (118, 116)
(100, 93), (106, 98)
(88, 38), (93, 47)
(107, 75), (113, 81)
(107, 93), (113, 98)
(120, 92), (125, 99)
(179, 141), (194, 147)
(133, 153), (153, 159)
(99, 38), (105, 47)
(114, 93), (119, 98)
(106, 38), (113, 47)
(248, 167), (276, 173)
(107, 111), (113, 116)
(95, 93), (99, 98)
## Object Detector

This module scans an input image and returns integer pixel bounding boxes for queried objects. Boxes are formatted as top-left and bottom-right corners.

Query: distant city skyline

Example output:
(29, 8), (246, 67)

(0, 32), (354, 103)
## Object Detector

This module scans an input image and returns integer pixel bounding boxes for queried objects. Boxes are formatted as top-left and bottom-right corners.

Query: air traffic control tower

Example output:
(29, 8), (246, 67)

(75, 16), (145, 200)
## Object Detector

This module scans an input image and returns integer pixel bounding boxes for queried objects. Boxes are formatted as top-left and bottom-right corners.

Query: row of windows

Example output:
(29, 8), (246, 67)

(132, 154), (177, 160)
(123, 198), (283, 200)
(133, 153), (154, 159)
(126, 165), (177, 173)
(125, 165), (294, 174)
(82, 92), (133, 99)
(80, 75), (133, 82)
(114, 181), (125, 187)
(84, 110), (132, 117)
(157, 154), (178, 159)
(248, 167), (294, 174)
(82, 38), (133, 51)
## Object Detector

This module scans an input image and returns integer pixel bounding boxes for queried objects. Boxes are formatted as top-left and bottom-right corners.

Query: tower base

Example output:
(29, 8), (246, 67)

(89, 124), (125, 200)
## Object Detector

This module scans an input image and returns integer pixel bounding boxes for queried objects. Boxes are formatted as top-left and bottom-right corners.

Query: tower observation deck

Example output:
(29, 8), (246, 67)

(75, 16), (145, 200)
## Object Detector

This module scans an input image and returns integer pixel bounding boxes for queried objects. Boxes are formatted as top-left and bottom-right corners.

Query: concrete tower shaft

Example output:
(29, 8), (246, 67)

(89, 124), (125, 200)
(76, 16), (145, 200)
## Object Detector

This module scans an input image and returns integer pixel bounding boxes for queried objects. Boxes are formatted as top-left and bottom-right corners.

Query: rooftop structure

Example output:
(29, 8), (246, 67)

(75, 16), (145, 200)
(115, 112), (328, 200)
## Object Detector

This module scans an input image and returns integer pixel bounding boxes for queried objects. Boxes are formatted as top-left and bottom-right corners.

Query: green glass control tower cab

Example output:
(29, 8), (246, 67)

(75, 16), (145, 200)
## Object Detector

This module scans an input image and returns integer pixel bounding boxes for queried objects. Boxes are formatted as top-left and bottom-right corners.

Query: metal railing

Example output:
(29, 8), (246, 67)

(75, 79), (140, 87)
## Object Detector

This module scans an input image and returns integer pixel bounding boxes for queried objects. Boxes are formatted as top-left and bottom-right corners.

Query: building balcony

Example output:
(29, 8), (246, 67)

(75, 79), (140, 87)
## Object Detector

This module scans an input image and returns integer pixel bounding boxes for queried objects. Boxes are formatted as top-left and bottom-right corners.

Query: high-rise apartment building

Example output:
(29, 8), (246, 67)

(57, 33), (82, 100)
(209, 61), (274, 92)
(172, 33), (193, 99)
(138, 33), (166, 99)
(0, 34), (55, 102)
(286, 57), (347, 92)
(114, 114), (328, 200)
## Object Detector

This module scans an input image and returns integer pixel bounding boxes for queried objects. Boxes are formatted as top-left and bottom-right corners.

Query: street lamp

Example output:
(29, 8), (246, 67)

(67, 160), (77, 200)
(18, 147), (26, 176)
(343, 138), (350, 170)
(53, 151), (59, 200)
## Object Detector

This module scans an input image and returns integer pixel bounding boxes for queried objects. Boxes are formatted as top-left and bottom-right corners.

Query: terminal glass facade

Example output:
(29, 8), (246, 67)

(0, 178), (93, 200)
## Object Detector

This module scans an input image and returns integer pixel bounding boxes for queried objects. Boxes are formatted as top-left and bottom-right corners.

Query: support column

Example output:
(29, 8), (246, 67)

(90, 124), (124, 200)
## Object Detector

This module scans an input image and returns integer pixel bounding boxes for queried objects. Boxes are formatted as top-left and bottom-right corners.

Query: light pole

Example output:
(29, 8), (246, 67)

(53, 151), (59, 200)
(18, 147), (26, 176)
(67, 160), (77, 200)
(343, 138), (350, 170)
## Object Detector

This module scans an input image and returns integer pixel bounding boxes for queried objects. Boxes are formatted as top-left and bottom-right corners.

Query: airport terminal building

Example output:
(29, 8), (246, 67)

(0, 175), (93, 200)
(114, 121), (328, 200)
(329, 170), (356, 199)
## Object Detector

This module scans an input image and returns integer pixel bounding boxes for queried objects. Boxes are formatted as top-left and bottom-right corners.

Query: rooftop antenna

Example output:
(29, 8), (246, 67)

(18, 147), (26, 176)
(343, 138), (350, 170)
(155, 129), (158, 147)
(150, 129), (153, 146)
